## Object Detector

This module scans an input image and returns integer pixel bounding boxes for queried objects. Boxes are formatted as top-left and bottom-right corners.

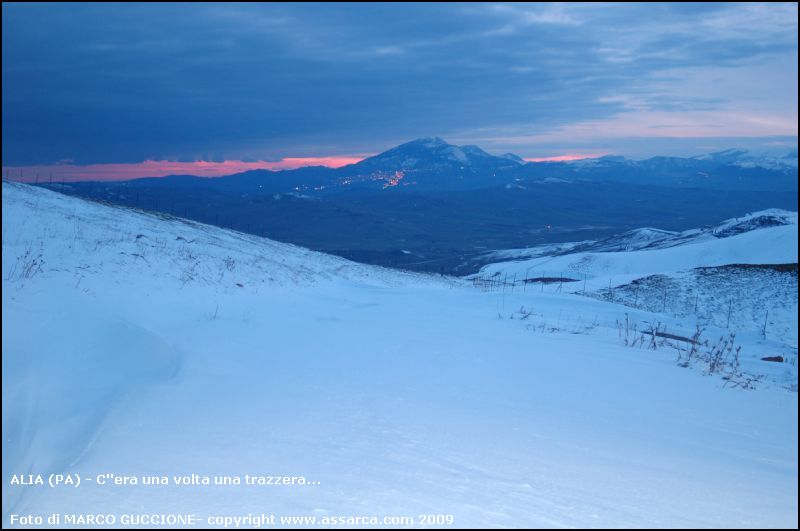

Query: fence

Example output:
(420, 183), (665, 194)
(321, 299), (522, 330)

(471, 272), (582, 294)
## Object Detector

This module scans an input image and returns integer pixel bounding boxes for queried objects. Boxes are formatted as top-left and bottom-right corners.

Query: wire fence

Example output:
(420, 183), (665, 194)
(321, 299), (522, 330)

(471, 272), (583, 294)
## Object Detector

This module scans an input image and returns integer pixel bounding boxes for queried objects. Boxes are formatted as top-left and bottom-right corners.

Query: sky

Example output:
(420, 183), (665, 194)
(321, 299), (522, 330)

(2, 2), (798, 180)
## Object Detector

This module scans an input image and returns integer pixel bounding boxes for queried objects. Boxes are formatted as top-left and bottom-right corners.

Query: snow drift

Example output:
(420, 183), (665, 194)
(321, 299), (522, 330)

(2, 183), (797, 528)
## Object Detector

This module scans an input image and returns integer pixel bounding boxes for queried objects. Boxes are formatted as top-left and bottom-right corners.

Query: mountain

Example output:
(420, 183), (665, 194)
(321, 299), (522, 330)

(3, 181), (797, 527)
(93, 138), (526, 194)
(32, 138), (798, 274)
(52, 138), (798, 194)
(500, 152), (526, 164)
(353, 137), (522, 173)
(693, 148), (799, 171)
(555, 150), (798, 190)
(692, 148), (752, 166)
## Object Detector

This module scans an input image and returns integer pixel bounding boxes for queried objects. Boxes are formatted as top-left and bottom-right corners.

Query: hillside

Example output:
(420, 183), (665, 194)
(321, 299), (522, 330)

(477, 210), (798, 356)
(478, 209), (797, 285)
(2, 183), (797, 528)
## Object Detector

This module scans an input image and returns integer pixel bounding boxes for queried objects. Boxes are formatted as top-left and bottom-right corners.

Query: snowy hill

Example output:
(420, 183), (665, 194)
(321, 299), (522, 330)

(3, 183), (797, 528)
(478, 209), (797, 267)
(480, 209), (797, 276)
(477, 210), (798, 352)
(1, 181), (433, 290)
(712, 208), (797, 237)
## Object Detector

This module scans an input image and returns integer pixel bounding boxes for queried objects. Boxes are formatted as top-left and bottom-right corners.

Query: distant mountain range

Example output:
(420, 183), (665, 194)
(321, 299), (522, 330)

(66, 137), (798, 193)
(556, 148), (798, 191)
(690, 148), (798, 171)
(43, 138), (798, 274)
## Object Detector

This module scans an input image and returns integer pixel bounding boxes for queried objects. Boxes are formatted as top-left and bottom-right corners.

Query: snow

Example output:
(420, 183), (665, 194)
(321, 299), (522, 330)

(484, 210), (797, 264)
(589, 265), (799, 351)
(478, 213), (797, 291)
(693, 149), (799, 171)
(445, 146), (468, 164)
(712, 209), (797, 237)
(476, 209), (798, 388)
(3, 182), (797, 528)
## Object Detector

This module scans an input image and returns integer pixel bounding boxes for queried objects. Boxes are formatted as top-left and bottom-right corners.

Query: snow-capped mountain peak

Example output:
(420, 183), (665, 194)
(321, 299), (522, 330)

(499, 152), (525, 164)
(354, 137), (522, 172)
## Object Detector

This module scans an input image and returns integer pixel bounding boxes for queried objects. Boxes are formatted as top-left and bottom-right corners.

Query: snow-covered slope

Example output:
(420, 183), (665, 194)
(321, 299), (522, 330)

(3, 183), (797, 528)
(479, 210), (797, 287)
(2, 181), (433, 290)
(484, 209), (797, 262)
(693, 148), (799, 172)
(477, 210), (798, 357)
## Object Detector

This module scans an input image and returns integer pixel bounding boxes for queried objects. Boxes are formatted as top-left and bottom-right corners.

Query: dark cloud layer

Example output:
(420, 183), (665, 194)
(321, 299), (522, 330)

(2, 2), (797, 165)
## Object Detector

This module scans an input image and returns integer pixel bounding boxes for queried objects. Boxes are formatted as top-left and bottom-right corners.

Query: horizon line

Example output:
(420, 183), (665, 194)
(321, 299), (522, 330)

(2, 152), (608, 182)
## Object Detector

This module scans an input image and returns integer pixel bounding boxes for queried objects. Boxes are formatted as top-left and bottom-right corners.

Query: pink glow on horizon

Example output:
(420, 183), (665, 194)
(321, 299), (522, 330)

(2, 156), (368, 182)
(524, 153), (608, 163)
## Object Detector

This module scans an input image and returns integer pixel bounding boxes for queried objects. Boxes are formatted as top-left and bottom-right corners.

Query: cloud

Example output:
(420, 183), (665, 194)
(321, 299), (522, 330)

(1, 156), (367, 183)
(487, 3), (586, 27)
(524, 153), (607, 162)
(2, 2), (797, 166)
